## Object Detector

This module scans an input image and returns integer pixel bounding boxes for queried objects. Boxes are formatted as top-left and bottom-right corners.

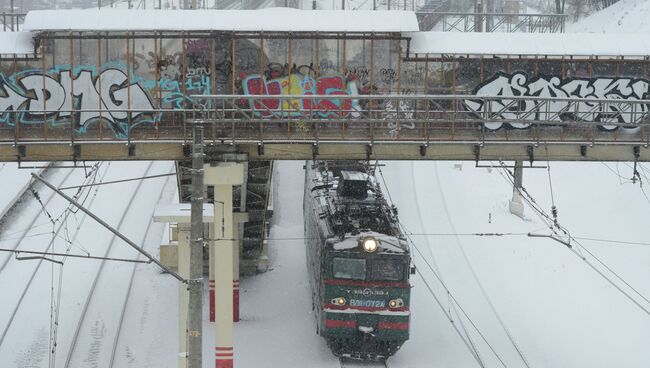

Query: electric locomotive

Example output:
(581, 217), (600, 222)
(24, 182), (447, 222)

(304, 161), (412, 360)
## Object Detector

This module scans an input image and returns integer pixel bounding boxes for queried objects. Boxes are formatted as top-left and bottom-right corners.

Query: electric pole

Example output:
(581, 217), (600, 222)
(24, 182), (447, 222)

(188, 122), (204, 368)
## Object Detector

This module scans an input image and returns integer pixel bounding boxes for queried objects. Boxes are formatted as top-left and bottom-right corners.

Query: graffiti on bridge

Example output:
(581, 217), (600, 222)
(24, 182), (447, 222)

(0, 63), (193, 138)
(242, 73), (360, 118)
(464, 72), (650, 130)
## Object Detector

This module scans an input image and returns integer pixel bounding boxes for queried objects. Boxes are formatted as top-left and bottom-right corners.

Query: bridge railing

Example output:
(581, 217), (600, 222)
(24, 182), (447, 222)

(1, 13), (26, 32)
(1, 94), (649, 146)
(416, 12), (567, 32)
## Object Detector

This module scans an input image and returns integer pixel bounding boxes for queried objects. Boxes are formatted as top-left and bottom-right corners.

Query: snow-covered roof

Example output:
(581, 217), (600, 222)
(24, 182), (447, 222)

(407, 32), (650, 57)
(0, 32), (34, 56)
(23, 9), (419, 33)
(153, 204), (215, 223)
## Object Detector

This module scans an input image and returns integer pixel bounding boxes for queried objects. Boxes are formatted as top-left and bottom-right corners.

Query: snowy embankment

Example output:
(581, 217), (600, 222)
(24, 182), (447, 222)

(567, 0), (650, 33)
(0, 162), (179, 368)
(0, 163), (45, 222)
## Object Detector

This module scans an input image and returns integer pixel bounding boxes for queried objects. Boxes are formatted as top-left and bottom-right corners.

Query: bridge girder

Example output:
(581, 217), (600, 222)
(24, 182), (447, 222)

(1, 141), (649, 162)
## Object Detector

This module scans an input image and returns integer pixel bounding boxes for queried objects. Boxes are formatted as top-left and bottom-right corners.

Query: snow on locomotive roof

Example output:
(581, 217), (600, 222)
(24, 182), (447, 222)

(407, 31), (650, 57)
(341, 171), (369, 181)
(22, 9), (419, 33)
(0, 32), (34, 56)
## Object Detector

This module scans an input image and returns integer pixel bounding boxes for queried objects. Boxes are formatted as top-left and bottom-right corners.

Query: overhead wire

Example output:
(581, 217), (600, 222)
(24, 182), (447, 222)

(424, 162), (530, 368)
(376, 163), (485, 366)
(43, 162), (106, 368)
(494, 161), (650, 315)
(377, 164), (515, 368)
(501, 161), (650, 307)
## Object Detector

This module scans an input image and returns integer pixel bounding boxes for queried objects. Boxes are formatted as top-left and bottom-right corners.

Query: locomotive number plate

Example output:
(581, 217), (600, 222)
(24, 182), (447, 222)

(349, 299), (386, 308)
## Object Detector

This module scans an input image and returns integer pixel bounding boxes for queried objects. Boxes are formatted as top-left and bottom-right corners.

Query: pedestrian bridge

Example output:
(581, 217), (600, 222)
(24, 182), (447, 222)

(1, 9), (650, 162)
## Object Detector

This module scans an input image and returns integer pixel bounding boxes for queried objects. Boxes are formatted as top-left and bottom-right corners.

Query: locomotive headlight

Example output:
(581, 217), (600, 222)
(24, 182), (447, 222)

(331, 297), (346, 306)
(361, 237), (378, 253)
(388, 298), (404, 309)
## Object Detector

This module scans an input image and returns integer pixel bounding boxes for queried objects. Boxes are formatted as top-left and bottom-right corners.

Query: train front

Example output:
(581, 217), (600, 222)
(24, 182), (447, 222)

(321, 231), (411, 359)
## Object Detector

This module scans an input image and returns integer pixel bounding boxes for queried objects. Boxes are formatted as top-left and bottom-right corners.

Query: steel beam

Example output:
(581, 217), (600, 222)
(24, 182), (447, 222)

(4, 141), (650, 162)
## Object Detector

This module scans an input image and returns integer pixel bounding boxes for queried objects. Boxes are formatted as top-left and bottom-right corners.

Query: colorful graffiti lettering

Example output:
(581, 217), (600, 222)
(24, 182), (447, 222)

(465, 72), (650, 130)
(242, 73), (360, 118)
(0, 63), (192, 138)
(0, 65), (154, 137)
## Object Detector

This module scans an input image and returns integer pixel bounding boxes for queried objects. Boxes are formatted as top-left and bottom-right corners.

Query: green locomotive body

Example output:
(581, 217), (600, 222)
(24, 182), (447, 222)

(304, 161), (412, 359)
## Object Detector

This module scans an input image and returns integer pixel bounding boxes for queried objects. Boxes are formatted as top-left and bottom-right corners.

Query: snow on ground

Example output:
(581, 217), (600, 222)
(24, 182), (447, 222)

(203, 161), (338, 367)
(382, 161), (650, 368)
(2, 159), (648, 368)
(228, 161), (650, 368)
(0, 161), (179, 368)
(567, 0), (650, 33)
(0, 163), (44, 220)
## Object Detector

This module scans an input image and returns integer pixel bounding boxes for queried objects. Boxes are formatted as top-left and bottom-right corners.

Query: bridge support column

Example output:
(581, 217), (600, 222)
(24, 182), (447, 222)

(177, 224), (191, 368)
(205, 162), (245, 368)
(509, 161), (524, 219)
(232, 212), (248, 322)
(209, 223), (215, 322)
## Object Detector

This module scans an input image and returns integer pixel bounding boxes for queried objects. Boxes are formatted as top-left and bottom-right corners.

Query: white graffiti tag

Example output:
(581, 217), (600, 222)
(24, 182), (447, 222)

(464, 72), (650, 131)
(0, 68), (154, 137)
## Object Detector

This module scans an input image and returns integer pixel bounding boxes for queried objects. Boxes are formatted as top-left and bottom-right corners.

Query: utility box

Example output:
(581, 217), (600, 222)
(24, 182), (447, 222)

(160, 244), (179, 272)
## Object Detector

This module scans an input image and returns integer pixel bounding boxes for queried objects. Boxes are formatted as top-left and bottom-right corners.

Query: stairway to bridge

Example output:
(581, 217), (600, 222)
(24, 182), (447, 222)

(176, 159), (273, 275)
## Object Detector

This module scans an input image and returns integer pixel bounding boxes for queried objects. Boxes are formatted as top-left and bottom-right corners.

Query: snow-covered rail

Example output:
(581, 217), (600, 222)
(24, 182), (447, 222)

(0, 163), (52, 227)
(63, 162), (156, 368)
(339, 357), (389, 368)
(0, 165), (98, 351)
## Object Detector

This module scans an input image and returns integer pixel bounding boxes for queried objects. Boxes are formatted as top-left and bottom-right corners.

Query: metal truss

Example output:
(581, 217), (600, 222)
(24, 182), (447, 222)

(1, 12), (25, 32)
(416, 12), (567, 33)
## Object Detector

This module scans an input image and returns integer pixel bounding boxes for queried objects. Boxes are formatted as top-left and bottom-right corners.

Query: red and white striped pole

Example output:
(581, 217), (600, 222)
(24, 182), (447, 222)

(233, 280), (239, 322)
(209, 236), (215, 322)
(205, 163), (244, 368)
(233, 233), (240, 322)
(214, 183), (234, 368)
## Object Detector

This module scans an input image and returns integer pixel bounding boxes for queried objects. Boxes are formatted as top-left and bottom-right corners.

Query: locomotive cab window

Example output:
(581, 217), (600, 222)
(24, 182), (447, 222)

(371, 258), (404, 281)
(333, 257), (366, 280)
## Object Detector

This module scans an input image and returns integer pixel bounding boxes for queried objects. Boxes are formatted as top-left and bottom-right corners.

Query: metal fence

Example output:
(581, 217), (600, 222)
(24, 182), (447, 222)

(416, 12), (567, 32)
(1, 12), (25, 32)
(1, 94), (648, 148)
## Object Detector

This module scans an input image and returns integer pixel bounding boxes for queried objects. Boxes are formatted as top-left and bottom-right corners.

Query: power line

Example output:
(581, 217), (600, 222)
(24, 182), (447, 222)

(376, 164), (513, 368)
(1, 248), (151, 264)
(495, 162), (650, 316)
(58, 172), (175, 190)
(572, 236), (650, 247)
(408, 233), (510, 368)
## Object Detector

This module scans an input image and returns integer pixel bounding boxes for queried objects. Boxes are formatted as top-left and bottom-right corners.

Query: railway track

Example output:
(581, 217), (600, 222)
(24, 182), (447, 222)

(0, 163), (65, 273)
(108, 168), (173, 368)
(0, 163), (52, 226)
(63, 161), (156, 368)
(0, 164), (103, 348)
(339, 357), (389, 368)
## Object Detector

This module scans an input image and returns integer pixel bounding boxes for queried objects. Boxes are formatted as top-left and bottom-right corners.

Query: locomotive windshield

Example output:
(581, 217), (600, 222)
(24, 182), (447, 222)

(332, 257), (405, 281)
(371, 258), (404, 281)
(333, 258), (366, 280)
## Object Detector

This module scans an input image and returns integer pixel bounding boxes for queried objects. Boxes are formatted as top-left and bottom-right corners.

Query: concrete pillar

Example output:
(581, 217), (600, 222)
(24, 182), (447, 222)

(214, 184), (234, 368)
(232, 213), (248, 322)
(177, 224), (191, 368)
(204, 162), (245, 368)
(509, 161), (525, 219)
(233, 226), (240, 323)
(208, 223), (215, 322)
